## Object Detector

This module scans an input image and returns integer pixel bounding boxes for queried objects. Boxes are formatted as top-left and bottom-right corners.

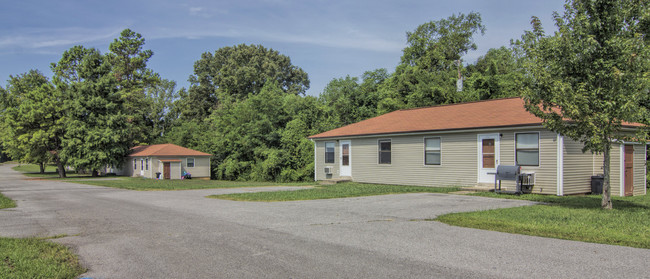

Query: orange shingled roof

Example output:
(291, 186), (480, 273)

(129, 143), (211, 157)
(309, 97), (642, 139)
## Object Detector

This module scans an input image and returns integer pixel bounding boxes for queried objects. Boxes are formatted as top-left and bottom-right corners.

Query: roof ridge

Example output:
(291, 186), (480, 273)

(395, 97), (522, 112)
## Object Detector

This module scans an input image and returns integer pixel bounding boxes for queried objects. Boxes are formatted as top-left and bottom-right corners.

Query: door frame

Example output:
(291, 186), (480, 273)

(163, 162), (171, 180)
(339, 140), (351, 177)
(477, 133), (500, 183)
(623, 144), (634, 196)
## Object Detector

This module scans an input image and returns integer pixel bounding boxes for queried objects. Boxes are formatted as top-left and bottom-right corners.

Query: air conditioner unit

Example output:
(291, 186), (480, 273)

(324, 166), (333, 174)
(520, 172), (535, 186)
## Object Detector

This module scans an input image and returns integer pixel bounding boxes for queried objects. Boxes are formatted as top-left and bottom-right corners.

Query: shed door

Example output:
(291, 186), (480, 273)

(478, 134), (500, 183)
(624, 145), (634, 196)
(163, 162), (171, 180)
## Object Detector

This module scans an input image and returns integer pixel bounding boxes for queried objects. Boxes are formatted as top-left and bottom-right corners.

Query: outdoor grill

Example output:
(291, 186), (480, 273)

(494, 165), (523, 194)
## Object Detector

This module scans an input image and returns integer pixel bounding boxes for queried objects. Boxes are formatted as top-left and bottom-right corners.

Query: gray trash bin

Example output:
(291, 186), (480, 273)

(591, 175), (604, 194)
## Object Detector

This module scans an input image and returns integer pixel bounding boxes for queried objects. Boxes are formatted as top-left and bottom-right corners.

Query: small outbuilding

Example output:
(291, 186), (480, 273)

(115, 143), (211, 180)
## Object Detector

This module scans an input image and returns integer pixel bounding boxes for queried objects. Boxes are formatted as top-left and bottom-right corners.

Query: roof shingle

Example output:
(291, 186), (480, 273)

(129, 144), (211, 157)
(308, 97), (641, 139)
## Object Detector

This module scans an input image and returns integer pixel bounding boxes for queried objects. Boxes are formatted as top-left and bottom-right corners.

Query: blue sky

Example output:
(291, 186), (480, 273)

(0, 0), (565, 96)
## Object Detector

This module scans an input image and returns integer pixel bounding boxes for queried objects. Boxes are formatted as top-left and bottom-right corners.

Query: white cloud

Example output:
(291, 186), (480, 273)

(0, 27), (122, 50)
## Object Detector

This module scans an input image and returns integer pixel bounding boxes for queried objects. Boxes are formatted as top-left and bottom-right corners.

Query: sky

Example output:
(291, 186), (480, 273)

(0, 0), (566, 96)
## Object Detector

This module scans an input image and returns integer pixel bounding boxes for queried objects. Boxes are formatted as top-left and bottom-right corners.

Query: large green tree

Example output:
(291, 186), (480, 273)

(181, 44), (310, 120)
(53, 46), (132, 176)
(378, 12), (485, 113)
(0, 70), (65, 175)
(464, 46), (524, 100)
(520, 0), (650, 209)
(107, 29), (159, 144)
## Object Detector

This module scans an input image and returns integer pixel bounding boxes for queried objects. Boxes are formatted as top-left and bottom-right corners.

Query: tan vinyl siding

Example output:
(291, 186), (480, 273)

(609, 144), (622, 196)
(633, 144), (646, 196)
(563, 138), (598, 195)
(181, 157), (211, 178)
(497, 129), (557, 194)
(350, 133), (477, 187)
(315, 141), (340, 180)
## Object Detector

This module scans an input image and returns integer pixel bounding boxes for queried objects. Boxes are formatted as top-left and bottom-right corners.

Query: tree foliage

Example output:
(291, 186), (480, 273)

(520, 0), (650, 209)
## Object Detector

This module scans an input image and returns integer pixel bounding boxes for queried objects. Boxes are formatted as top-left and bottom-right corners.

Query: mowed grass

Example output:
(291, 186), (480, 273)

(12, 164), (93, 178)
(436, 193), (650, 249)
(69, 177), (315, 191)
(0, 192), (16, 209)
(0, 236), (86, 279)
(209, 182), (461, 201)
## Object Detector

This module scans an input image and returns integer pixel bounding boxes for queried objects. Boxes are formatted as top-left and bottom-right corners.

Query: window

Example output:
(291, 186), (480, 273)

(145, 159), (149, 170)
(325, 142), (335, 164)
(516, 133), (539, 166)
(187, 158), (195, 168)
(140, 159), (144, 170)
(133, 159), (137, 170)
(425, 137), (441, 165)
(378, 139), (391, 164)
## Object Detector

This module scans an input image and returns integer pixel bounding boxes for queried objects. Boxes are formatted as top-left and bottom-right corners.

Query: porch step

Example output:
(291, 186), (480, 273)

(319, 177), (352, 185)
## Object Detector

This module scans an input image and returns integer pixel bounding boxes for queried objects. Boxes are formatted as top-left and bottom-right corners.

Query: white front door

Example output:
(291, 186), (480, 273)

(478, 134), (500, 183)
(340, 140), (351, 177)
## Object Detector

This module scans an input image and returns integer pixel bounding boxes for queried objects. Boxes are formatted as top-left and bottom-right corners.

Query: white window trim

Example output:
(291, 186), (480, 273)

(423, 136), (442, 166)
(324, 141), (336, 164)
(514, 131), (541, 167)
(377, 138), (392, 165)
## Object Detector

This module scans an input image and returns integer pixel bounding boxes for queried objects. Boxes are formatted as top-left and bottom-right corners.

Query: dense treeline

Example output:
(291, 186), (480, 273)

(2, 2), (648, 189)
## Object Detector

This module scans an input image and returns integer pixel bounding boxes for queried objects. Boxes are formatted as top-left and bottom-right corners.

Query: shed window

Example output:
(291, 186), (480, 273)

(145, 159), (149, 170)
(140, 159), (144, 170)
(378, 139), (391, 164)
(187, 158), (195, 168)
(133, 159), (137, 170)
(425, 137), (441, 165)
(516, 133), (539, 166)
(325, 142), (335, 164)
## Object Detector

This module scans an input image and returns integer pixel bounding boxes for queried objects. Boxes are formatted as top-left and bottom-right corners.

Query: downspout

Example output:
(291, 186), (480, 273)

(311, 139), (316, 182)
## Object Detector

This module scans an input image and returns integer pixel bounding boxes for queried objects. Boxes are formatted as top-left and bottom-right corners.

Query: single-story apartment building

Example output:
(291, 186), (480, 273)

(109, 143), (211, 179)
(309, 98), (646, 196)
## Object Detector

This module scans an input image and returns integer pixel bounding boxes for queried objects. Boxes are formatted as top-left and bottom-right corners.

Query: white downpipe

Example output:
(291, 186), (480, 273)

(556, 134), (564, 196)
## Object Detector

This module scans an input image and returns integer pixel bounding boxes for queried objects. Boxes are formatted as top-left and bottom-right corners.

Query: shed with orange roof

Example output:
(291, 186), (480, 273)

(108, 143), (211, 180)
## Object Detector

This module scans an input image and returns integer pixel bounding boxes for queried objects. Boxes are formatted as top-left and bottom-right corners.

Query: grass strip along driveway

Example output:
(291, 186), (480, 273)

(436, 192), (650, 249)
(74, 177), (314, 191)
(209, 182), (461, 201)
(0, 185), (84, 278)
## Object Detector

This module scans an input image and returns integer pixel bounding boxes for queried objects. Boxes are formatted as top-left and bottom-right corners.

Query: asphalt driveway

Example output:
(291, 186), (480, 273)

(0, 164), (648, 278)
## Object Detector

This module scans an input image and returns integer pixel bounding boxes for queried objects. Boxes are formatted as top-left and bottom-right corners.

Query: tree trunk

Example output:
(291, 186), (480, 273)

(39, 162), (45, 174)
(602, 141), (612, 209)
(92, 169), (99, 177)
(54, 154), (66, 178)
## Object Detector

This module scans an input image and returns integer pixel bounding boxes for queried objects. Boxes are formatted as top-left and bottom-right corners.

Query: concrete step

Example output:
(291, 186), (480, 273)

(319, 177), (352, 185)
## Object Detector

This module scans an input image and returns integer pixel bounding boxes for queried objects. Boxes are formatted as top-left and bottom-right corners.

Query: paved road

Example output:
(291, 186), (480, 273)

(0, 164), (648, 278)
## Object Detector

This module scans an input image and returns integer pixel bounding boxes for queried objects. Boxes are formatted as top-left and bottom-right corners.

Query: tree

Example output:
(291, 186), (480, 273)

(0, 70), (65, 175)
(464, 46), (524, 100)
(146, 79), (179, 139)
(519, 0), (650, 209)
(107, 29), (158, 144)
(53, 46), (132, 176)
(182, 44), (310, 120)
(320, 69), (387, 126)
(378, 13), (485, 113)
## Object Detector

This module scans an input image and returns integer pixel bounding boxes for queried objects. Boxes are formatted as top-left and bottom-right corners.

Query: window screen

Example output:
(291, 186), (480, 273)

(516, 133), (539, 166)
(425, 137), (441, 165)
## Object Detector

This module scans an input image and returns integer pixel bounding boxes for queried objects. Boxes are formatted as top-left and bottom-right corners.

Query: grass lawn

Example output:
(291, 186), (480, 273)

(0, 192), (16, 209)
(436, 193), (650, 249)
(70, 177), (315, 191)
(0, 236), (85, 279)
(12, 164), (93, 178)
(209, 182), (461, 201)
